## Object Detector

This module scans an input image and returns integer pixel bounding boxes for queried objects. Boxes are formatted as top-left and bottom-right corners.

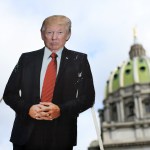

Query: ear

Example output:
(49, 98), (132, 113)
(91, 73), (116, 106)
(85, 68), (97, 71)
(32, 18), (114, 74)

(66, 32), (71, 41)
(41, 31), (44, 40)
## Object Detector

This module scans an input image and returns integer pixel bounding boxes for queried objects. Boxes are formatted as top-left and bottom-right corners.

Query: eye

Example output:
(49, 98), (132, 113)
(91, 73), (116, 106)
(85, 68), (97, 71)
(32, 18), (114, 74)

(58, 31), (64, 35)
(47, 31), (53, 35)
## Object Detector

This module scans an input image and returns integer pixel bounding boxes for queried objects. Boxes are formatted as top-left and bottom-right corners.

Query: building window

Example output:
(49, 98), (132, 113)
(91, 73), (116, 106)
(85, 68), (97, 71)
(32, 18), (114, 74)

(125, 101), (134, 121)
(143, 99), (150, 114)
(140, 66), (146, 71)
(114, 74), (118, 79)
(125, 69), (131, 74)
(110, 103), (118, 122)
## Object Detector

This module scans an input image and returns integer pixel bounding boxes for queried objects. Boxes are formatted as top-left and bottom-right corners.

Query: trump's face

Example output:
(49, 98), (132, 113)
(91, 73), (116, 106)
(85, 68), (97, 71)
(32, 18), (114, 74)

(41, 24), (70, 52)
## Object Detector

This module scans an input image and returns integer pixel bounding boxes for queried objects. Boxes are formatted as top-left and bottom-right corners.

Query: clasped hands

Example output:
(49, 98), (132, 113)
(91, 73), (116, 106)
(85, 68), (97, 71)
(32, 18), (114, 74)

(29, 102), (60, 121)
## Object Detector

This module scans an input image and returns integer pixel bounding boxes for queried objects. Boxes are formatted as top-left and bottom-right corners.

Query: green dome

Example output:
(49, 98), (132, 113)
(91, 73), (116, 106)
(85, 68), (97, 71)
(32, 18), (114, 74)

(105, 44), (150, 98)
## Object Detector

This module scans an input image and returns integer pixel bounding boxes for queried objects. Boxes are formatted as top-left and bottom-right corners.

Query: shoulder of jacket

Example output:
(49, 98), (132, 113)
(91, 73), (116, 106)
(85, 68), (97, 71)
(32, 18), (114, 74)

(65, 48), (87, 57)
(18, 48), (44, 65)
(22, 48), (44, 57)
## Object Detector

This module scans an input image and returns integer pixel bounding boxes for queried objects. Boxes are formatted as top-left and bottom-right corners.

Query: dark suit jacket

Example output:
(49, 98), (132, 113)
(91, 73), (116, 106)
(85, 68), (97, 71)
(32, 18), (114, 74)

(3, 47), (95, 146)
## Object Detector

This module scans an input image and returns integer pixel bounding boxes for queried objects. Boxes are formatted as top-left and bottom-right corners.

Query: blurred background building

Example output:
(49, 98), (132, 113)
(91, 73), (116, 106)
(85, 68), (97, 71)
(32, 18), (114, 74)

(88, 31), (150, 150)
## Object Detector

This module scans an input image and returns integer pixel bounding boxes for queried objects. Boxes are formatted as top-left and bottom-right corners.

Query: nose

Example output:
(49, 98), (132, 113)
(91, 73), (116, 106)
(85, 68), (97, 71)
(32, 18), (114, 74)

(52, 32), (58, 39)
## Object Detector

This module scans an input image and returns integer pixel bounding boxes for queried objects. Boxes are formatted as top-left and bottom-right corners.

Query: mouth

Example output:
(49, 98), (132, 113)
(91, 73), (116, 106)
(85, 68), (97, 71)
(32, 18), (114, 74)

(51, 42), (58, 45)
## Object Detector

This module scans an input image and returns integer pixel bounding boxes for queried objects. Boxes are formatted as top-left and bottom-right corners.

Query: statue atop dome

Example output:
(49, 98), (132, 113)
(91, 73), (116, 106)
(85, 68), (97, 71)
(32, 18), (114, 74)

(129, 27), (146, 59)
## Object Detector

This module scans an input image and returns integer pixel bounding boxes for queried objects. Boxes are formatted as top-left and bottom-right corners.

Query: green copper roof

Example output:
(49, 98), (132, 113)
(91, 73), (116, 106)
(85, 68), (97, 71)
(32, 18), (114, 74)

(123, 60), (134, 87)
(138, 57), (150, 83)
(105, 56), (150, 98)
(112, 68), (120, 92)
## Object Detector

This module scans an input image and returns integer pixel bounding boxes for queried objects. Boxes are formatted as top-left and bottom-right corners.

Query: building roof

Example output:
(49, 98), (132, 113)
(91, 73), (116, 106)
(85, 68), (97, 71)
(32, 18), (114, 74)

(105, 43), (150, 98)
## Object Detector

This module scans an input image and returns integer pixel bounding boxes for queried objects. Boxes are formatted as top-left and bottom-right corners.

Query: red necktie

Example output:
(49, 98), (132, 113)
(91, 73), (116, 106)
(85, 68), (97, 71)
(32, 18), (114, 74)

(41, 53), (57, 102)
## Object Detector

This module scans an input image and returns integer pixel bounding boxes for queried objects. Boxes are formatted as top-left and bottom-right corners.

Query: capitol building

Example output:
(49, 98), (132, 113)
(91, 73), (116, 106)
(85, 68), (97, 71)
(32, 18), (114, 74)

(88, 33), (150, 150)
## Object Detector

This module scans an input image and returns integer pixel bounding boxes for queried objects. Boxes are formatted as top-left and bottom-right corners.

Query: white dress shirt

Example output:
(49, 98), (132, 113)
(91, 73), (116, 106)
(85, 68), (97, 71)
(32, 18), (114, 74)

(40, 47), (63, 97)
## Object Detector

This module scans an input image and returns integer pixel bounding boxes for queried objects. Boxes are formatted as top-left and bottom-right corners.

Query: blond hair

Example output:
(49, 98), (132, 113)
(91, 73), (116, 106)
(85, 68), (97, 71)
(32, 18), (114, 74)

(41, 15), (71, 33)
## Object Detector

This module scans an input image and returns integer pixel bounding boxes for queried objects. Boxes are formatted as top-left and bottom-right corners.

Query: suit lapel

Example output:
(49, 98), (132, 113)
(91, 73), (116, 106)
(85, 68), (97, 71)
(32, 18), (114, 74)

(33, 48), (44, 102)
(56, 48), (70, 84)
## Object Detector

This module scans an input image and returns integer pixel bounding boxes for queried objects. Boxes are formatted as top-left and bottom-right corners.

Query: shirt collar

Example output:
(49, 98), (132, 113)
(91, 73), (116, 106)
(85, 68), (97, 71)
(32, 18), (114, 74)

(44, 47), (63, 59)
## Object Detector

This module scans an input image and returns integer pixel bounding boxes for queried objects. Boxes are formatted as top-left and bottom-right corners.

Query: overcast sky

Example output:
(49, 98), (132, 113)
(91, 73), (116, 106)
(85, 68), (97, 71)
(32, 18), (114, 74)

(1, 0), (150, 150)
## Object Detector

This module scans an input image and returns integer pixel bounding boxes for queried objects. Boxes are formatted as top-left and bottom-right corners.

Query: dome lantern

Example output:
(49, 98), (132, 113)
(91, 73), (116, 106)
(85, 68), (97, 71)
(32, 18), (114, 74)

(129, 44), (146, 59)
